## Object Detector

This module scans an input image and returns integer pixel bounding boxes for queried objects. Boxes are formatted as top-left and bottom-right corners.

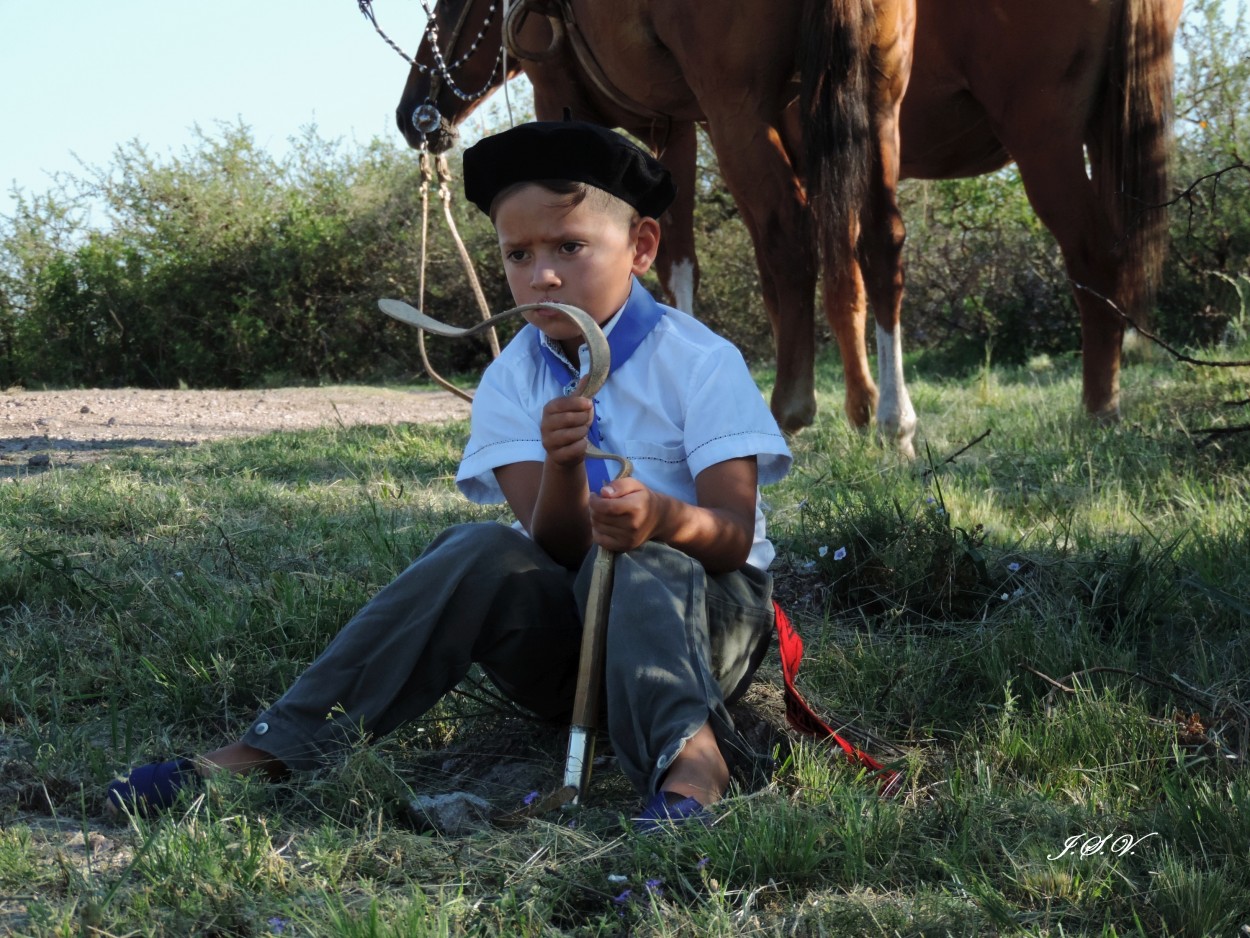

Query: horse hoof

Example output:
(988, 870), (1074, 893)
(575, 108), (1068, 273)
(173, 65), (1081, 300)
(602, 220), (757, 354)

(774, 399), (817, 435)
(1087, 402), (1121, 425)
(877, 416), (918, 460)
(844, 399), (876, 429)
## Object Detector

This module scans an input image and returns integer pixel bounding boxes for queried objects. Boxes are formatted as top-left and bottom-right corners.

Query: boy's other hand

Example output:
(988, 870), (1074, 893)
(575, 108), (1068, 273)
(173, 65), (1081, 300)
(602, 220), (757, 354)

(541, 396), (594, 468)
(589, 477), (663, 552)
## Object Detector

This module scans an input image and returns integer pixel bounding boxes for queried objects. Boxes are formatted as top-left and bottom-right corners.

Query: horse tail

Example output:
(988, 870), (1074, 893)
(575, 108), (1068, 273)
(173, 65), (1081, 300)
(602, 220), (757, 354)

(798, 0), (875, 263)
(1092, 0), (1178, 326)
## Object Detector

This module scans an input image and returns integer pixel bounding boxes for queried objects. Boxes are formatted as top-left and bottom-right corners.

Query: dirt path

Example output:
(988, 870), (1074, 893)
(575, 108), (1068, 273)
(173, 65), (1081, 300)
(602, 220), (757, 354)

(0, 386), (472, 477)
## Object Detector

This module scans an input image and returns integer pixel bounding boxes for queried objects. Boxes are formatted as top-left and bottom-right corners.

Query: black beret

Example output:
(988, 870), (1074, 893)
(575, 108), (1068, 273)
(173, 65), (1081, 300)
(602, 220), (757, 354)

(462, 120), (676, 219)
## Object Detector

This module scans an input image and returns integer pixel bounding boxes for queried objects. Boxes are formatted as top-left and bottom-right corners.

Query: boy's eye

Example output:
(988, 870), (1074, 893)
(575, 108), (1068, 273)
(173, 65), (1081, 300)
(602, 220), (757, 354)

(505, 250), (528, 263)
(558, 242), (583, 255)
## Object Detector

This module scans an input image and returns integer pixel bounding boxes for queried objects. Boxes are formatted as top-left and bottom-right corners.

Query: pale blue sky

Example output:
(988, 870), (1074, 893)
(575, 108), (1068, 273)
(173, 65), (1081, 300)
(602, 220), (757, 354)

(0, 1), (1229, 221)
(0, 0), (438, 216)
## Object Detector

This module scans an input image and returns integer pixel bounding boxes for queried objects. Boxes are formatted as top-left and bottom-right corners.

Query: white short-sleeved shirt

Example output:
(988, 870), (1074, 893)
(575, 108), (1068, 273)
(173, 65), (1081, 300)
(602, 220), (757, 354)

(456, 281), (792, 569)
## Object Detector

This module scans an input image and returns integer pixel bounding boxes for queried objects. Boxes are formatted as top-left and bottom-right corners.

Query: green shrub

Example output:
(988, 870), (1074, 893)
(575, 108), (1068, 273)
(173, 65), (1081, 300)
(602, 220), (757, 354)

(1158, 0), (1250, 346)
(0, 123), (508, 389)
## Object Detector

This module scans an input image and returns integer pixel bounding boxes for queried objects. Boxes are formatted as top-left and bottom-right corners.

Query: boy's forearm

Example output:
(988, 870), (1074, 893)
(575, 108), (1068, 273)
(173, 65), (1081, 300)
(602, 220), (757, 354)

(513, 455), (758, 573)
(649, 491), (753, 575)
(530, 459), (593, 567)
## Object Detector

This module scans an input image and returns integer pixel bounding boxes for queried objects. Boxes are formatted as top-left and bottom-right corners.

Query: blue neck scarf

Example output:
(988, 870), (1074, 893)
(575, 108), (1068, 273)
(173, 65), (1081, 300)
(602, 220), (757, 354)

(537, 277), (665, 491)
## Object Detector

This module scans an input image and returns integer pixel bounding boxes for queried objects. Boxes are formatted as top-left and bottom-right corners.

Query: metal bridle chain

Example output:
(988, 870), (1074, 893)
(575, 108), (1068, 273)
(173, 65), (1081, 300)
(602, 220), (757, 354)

(420, 0), (497, 72)
(356, 0), (505, 104)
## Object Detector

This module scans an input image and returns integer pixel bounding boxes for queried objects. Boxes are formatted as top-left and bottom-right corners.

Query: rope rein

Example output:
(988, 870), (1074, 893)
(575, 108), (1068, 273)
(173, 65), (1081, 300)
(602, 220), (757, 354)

(413, 152), (502, 400)
(356, 0), (417, 64)
(415, 156), (472, 402)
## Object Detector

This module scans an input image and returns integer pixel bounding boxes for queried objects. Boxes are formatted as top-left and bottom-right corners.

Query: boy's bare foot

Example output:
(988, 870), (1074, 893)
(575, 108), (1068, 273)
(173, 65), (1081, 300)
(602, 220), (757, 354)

(656, 721), (728, 807)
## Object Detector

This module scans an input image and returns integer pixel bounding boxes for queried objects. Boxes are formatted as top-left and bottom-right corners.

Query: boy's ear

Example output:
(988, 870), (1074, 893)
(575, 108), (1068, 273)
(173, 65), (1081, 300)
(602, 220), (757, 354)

(630, 217), (662, 275)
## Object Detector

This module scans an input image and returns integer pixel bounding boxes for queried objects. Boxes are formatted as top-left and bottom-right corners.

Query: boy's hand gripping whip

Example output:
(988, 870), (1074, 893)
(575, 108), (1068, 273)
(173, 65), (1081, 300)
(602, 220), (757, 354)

(378, 297), (628, 818)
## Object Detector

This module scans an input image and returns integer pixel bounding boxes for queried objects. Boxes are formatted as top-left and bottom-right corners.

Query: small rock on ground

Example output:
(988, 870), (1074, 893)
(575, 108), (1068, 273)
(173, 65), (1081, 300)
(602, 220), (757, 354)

(407, 791), (494, 836)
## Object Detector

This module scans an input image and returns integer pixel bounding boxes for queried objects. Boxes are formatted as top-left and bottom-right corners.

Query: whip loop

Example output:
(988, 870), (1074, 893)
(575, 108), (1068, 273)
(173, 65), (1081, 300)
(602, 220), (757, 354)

(378, 296), (632, 480)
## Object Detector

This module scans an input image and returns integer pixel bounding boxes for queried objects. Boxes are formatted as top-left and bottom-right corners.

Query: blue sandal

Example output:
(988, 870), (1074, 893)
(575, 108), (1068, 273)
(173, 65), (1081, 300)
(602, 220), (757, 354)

(106, 758), (199, 815)
(633, 791), (711, 834)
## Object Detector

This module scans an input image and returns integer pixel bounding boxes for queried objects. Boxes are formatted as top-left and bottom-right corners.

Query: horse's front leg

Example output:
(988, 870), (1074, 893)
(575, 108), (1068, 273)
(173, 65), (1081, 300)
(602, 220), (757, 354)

(648, 120), (701, 313)
(700, 119), (819, 434)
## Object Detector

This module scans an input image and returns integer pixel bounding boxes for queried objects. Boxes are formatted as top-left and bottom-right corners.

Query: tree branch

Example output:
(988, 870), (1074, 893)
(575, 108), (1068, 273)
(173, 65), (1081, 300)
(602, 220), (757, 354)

(1069, 280), (1250, 368)
(922, 429), (992, 480)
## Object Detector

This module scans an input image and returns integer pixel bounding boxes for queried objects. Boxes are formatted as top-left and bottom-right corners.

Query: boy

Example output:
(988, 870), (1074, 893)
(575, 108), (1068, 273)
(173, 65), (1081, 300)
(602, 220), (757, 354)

(107, 120), (791, 828)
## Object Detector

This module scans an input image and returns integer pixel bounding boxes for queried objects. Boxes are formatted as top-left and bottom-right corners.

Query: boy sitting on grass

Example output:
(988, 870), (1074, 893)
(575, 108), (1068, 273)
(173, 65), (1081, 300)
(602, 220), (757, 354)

(107, 120), (791, 830)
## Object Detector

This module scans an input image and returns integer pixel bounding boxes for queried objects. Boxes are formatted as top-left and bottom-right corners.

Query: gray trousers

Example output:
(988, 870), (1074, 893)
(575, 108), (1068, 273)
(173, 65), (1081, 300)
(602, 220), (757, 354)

(242, 522), (774, 795)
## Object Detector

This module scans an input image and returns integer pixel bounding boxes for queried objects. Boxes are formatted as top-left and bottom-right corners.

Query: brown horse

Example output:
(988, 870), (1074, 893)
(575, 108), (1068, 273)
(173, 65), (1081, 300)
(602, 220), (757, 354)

(397, 0), (1181, 438)
(396, 0), (919, 451)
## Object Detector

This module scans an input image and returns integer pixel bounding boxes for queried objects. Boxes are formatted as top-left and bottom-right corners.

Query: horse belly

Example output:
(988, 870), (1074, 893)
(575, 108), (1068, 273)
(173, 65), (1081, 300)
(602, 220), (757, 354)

(953, 0), (1113, 134)
(898, 0), (1116, 179)
(899, 88), (1010, 180)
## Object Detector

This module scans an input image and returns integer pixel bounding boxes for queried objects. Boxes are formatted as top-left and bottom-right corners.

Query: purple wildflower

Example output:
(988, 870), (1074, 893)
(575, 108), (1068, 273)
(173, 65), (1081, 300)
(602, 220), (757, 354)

(267, 917), (288, 935)
(613, 889), (633, 905)
(523, 790), (540, 806)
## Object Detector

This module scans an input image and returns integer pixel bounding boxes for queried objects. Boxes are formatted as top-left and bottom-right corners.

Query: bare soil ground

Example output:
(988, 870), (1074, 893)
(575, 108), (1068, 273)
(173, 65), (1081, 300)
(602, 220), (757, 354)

(0, 386), (472, 477)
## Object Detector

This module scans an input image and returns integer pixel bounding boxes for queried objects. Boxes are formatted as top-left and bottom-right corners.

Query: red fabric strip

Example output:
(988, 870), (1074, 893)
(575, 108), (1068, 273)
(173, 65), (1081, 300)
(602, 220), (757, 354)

(773, 601), (902, 796)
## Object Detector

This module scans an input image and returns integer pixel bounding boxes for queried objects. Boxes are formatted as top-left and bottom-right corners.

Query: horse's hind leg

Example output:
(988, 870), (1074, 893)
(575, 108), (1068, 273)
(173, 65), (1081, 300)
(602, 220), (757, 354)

(858, 153), (916, 456)
(1009, 139), (1123, 420)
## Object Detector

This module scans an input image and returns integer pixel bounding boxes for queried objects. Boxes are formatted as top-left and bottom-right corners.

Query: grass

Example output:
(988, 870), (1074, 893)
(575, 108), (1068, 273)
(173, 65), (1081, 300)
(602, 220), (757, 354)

(1, 344), (1248, 936)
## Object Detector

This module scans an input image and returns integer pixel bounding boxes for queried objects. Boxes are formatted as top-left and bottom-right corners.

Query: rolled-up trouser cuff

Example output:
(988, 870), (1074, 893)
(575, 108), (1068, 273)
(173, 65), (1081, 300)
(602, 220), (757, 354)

(595, 541), (773, 795)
